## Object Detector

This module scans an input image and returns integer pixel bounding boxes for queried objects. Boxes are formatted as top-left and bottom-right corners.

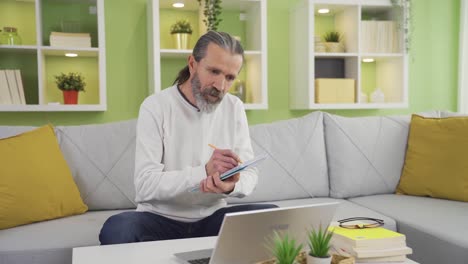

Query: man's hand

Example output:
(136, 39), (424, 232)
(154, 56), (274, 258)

(205, 148), (241, 176)
(200, 171), (240, 194)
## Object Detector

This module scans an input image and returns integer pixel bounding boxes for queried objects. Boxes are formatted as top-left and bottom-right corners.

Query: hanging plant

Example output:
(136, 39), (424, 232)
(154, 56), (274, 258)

(391, 0), (412, 53)
(197, 0), (223, 31)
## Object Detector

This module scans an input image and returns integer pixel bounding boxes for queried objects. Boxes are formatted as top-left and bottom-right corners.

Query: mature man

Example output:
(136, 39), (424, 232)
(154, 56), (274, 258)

(99, 31), (276, 245)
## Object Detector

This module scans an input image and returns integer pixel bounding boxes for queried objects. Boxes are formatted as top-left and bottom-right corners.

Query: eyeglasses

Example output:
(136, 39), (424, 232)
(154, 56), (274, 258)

(338, 217), (384, 229)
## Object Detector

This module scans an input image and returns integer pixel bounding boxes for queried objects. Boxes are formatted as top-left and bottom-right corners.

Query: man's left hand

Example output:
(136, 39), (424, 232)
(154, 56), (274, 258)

(200, 171), (240, 194)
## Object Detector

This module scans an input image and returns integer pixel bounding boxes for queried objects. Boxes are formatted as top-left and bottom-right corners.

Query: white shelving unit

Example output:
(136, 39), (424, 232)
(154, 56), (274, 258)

(289, 0), (408, 109)
(0, 0), (106, 112)
(147, 0), (267, 110)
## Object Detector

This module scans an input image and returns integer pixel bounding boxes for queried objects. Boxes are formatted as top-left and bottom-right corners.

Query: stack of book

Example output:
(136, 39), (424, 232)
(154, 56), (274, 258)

(361, 20), (402, 53)
(49, 32), (91, 48)
(330, 226), (412, 263)
(0, 69), (26, 105)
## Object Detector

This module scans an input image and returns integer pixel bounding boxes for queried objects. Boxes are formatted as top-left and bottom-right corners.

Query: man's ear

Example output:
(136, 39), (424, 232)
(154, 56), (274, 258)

(188, 55), (196, 74)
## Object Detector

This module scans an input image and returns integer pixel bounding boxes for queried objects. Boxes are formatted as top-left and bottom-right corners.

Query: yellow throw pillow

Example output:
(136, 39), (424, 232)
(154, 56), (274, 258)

(396, 115), (468, 202)
(0, 125), (88, 229)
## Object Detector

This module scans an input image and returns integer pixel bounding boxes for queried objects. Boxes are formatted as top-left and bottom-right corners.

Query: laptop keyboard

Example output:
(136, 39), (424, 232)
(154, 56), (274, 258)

(188, 257), (210, 264)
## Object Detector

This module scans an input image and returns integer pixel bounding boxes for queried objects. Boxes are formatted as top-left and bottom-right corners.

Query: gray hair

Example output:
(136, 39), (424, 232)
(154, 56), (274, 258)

(173, 31), (244, 85)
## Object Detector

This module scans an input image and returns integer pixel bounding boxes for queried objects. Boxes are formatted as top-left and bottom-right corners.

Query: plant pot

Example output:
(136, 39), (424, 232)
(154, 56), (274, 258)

(307, 254), (332, 264)
(325, 42), (345, 53)
(172, 33), (191, 49)
(63, 90), (79, 104)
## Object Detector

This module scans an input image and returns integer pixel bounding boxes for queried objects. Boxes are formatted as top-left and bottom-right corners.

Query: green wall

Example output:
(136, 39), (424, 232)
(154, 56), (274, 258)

(0, 0), (461, 126)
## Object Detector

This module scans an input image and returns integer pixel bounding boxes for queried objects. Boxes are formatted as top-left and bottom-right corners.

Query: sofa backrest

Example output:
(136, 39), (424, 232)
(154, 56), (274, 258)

(1, 110), (453, 210)
(323, 110), (446, 199)
(227, 111), (329, 203)
(55, 120), (137, 211)
(0, 121), (138, 211)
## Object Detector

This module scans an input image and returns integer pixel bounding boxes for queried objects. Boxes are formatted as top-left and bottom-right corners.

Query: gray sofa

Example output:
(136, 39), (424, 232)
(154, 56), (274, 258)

(1, 111), (467, 264)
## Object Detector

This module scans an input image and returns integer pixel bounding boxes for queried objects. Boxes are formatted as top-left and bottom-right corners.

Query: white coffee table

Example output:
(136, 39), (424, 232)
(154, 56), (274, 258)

(73, 236), (216, 264)
(73, 236), (419, 264)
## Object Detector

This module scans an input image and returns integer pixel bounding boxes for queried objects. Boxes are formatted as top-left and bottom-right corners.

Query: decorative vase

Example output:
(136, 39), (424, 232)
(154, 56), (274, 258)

(1, 26), (22, 45)
(325, 42), (344, 53)
(172, 33), (191, 50)
(370, 88), (385, 103)
(63, 90), (79, 104)
(306, 254), (332, 264)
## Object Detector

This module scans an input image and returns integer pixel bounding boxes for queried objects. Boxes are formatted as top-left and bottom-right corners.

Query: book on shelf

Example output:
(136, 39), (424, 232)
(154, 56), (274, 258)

(0, 70), (12, 104)
(5, 70), (21, 104)
(0, 69), (26, 105)
(330, 226), (406, 248)
(360, 20), (400, 53)
(50, 31), (91, 48)
(14, 70), (26, 104)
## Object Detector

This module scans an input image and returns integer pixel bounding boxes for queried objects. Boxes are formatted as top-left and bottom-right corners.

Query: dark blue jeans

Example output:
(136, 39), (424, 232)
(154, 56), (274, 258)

(99, 204), (278, 245)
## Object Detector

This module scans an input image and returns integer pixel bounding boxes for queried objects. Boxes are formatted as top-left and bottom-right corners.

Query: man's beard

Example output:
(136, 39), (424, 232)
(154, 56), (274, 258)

(191, 74), (224, 113)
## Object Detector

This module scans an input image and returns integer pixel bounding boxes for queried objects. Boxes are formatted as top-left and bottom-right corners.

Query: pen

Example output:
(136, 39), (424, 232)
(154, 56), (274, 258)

(208, 144), (243, 164)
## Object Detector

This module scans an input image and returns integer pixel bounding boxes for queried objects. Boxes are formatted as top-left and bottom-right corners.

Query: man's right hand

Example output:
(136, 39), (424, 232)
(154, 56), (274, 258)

(205, 148), (241, 177)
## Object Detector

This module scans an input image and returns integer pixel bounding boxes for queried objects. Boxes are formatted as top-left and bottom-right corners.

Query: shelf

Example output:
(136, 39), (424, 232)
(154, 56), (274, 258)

(160, 49), (262, 59)
(0, 0), (106, 112)
(315, 52), (358, 58)
(41, 47), (99, 57)
(307, 102), (408, 110)
(0, 104), (106, 112)
(0, 45), (39, 51)
(289, 0), (408, 110)
(148, 0), (268, 109)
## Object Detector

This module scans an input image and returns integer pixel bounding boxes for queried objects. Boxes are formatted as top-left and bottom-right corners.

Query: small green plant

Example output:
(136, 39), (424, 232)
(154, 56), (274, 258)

(323, 31), (341, 43)
(197, 0), (223, 31)
(170, 19), (193, 34)
(307, 225), (334, 258)
(390, 0), (412, 52)
(266, 231), (303, 264)
(54, 72), (86, 92)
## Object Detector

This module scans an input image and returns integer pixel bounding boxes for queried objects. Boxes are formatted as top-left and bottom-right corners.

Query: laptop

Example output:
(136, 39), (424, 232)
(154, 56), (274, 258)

(174, 202), (339, 264)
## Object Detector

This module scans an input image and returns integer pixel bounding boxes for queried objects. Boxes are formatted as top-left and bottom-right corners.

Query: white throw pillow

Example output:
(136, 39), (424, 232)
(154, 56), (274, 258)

(228, 111), (329, 203)
(324, 111), (444, 198)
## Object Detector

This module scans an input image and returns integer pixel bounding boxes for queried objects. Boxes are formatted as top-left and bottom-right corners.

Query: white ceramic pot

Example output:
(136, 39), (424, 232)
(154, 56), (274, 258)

(306, 254), (332, 264)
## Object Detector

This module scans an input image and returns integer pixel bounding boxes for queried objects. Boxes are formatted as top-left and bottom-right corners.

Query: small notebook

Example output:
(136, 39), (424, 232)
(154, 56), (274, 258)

(190, 153), (268, 192)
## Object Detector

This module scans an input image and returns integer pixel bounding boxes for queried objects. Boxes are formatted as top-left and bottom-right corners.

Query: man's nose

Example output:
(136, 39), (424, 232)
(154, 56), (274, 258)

(213, 76), (226, 91)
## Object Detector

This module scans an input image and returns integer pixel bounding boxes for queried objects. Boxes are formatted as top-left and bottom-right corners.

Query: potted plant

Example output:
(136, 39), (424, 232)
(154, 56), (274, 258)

(390, 0), (412, 52)
(323, 31), (344, 53)
(306, 225), (334, 264)
(197, 0), (223, 32)
(170, 19), (193, 50)
(54, 72), (86, 105)
(266, 231), (303, 264)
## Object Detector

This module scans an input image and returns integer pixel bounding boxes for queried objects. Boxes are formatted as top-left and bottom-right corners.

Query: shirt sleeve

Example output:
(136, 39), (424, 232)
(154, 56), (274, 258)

(133, 100), (207, 203)
(227, 100), (258, 198)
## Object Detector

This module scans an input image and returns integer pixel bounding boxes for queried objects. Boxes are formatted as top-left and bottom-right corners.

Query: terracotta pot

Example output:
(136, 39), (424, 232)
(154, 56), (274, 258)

(63, 90), (79, 104)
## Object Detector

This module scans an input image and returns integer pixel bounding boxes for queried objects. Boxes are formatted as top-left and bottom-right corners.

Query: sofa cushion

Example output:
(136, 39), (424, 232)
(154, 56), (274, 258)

(349, 194), (468, 264)
(324, 113), (411, 198)
(0, 210), (131, 264)
(0, 125), (88, 230)
(228, 111), (329, 203)
(0, 126), (36, 139)
(397, 115), (468, 202)
(323, 111), (443, 199)
(55, 120), (137, 211)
